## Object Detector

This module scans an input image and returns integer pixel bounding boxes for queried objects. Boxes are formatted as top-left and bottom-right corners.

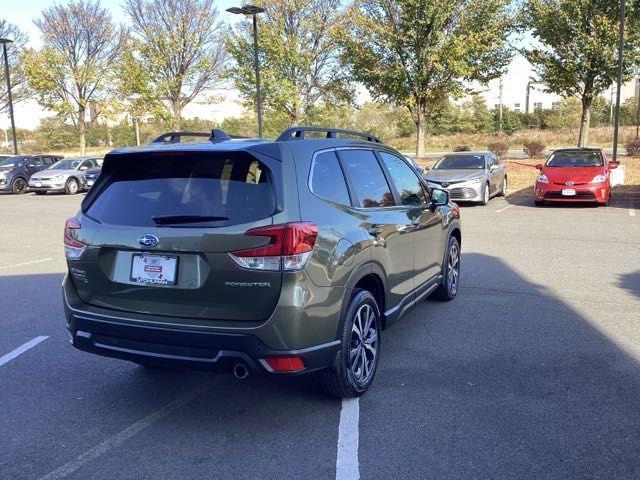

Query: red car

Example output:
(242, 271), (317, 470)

(534, 148), (618, 206)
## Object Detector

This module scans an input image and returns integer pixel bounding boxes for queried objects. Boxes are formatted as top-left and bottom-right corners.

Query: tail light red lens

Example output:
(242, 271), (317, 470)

(228, 222), (317, 271)
(64, 217), (86, 259)
(262, 356), (305, 372)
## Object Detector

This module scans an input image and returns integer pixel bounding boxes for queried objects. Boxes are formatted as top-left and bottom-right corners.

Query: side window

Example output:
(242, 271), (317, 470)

(79, 160), (91, 170)
(379, 152), (427, 206)
(491, 154), (500, 167)
(43, 157), (52, 166)
(28, 157), (42, 167)
(310, 151), (351, 205)
(339, 149), (394, 208)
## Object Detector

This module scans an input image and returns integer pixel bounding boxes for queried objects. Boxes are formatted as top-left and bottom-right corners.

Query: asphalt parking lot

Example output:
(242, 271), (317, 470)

(1, 191), (639, 480)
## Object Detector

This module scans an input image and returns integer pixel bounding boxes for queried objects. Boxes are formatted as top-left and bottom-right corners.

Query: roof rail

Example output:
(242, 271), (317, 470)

(276, 126), (382, 143)
(150, 129), (235, 144)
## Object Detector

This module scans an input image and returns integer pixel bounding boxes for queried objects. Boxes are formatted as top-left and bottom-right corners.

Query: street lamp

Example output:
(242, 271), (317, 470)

(612, 0), (625, 161)
(227, 4), (266, 138)
(0, 38), (17, 155)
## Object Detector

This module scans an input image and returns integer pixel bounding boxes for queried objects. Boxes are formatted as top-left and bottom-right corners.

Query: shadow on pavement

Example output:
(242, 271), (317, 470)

(505, 185), (639, 210)
(619, 270), (640, 300)
(360, 253), (640, 479)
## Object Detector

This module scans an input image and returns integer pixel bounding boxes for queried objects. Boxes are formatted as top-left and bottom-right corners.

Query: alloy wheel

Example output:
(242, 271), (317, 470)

(447, 242), (460, 295)
(13, 178), (27, 194)
(67, 179), (79, 194)
(349, 303), (378, 386)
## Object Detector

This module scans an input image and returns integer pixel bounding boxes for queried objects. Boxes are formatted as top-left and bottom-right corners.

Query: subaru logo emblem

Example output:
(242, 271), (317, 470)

(565, 180), (574, 186)
(138, 234), (159, 247)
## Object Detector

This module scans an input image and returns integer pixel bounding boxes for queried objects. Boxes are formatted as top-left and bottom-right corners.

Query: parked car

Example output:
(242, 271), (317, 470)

(423, 151), (507, 205)
(63, 127), (461, 397)
(0, 154), (64, 194)
(29, 157), (100, 195)
(534, 148), (616, 206)
(83, 165), (102, 189)
(404, 155), (424, 175)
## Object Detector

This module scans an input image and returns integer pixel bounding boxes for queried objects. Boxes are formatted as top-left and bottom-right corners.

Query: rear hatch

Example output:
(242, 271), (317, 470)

(72, 150), (283, 322)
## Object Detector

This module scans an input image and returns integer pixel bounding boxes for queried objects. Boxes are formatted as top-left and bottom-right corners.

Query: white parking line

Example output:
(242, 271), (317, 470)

(0, 336), (49, 367)
(496, 204), (514, 213)
(38, 382), (213, 480)
(630, 201), (636, 217)
(336, 397), (360, 480)
(0, 258), (53, 270)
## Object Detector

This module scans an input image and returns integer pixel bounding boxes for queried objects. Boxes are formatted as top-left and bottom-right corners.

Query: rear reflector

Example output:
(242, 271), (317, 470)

(262, 356), (305, 372)
(229, 222), (317, 271)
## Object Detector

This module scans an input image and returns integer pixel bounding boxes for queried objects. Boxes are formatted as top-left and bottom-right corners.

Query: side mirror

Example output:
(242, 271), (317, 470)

(430, 188), (449, 207)
(535, 163), (543, 170)
(609, 161), (618, 169)
(80, 166), (88, 171)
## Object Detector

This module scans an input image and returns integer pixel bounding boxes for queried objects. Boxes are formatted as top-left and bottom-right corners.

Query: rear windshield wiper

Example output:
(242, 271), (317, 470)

(152, 215), (229, 225)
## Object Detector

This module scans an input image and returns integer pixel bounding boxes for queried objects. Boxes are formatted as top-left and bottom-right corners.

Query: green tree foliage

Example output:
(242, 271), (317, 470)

(33, 117), (77, 150)
(546, 97), (582, 132)
(523, 0), (640, 147)
(0, 20), (29, 115)
(123, 0), (228, 130)
(23, 0), (124, 154)
(337, 0), (513, 157)
(226, 0), (353, 129)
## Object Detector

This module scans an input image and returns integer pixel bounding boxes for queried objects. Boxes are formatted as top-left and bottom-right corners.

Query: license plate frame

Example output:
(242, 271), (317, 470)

(561, 188), (576, 196)
(130, 253), (178, 286)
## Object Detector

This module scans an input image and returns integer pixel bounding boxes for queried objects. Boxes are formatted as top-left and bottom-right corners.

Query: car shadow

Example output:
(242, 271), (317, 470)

(359, 253), (640, 479)
(618, 270), (640, 300)
(505, 185), (639, 210)
(2, 258), (640, 478)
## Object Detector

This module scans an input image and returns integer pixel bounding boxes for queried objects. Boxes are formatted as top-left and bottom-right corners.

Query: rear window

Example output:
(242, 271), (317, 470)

(86, 152), (276, 227)
(339, 149), (394, 208)
(310, 151), (351, 205)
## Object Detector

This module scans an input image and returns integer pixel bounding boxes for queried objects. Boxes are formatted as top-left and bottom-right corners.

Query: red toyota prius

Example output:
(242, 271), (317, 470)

(534, 148), (618, 206)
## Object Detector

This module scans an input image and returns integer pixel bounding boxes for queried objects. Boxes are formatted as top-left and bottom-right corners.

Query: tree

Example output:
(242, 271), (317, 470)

(23, 0), (124, 154)
(523, 0), (640, 147)
(123, 0), (227, 130)
(226, 0), (353, 128)
(546, 97), (582, 132)
(338, 0), (513, 157)
(0, 20), (29, 116)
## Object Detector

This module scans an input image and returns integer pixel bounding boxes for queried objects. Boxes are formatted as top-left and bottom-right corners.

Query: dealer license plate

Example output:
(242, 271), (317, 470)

(130, 254), (178, 285)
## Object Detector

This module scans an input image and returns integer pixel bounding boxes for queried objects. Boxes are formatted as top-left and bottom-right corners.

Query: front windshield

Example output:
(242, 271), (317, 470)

(546, 151), (602, 167)
(432, 154), (485, 170)
(49, 159), (82, 170)
(0, 156), (24, 167)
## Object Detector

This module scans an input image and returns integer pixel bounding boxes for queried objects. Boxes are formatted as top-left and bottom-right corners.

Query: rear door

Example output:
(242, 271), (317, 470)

(338, 148), (415, 312)
(75, 150), (283, 323)
(25, 157), (43, 177)
(378, 151), (443, 290)
(487, 154), (502, 194)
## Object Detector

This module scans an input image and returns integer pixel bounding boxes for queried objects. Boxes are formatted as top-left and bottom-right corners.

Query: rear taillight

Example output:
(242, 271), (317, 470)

(229, 222), (318, 271)
(64, 217), (86, 259)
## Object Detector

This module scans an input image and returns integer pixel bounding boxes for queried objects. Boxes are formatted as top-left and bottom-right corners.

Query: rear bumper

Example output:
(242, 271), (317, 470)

(63, 276), (341, 375)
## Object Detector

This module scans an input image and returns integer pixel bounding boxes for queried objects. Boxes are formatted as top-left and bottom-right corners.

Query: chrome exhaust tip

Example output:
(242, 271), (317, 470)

(233, 363), (249, 380)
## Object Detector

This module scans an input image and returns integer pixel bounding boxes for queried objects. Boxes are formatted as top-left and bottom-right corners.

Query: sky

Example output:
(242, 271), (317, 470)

(2, 1), (638, 131)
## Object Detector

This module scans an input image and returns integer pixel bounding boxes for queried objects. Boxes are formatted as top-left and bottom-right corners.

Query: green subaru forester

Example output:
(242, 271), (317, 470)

(63, 127), (461, 397)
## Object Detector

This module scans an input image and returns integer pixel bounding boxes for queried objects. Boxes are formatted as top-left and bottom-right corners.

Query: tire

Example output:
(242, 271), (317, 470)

(65, 178), (80, 195)
(480, 183), (490, 206)
(498, 176), (507, 197)
(534, 200), (544, 207)
(321, 290), (381, 398)
(11, 177), (28, 194)
(432, 235), (460, 301)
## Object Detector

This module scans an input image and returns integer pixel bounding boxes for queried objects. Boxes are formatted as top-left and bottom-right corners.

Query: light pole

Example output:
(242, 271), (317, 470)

(227, 5), (266, 138)
(0, 38), (18, 155)
(612, 0), (625, 161)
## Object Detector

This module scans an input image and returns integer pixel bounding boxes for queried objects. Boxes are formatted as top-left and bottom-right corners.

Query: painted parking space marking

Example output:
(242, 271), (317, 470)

(0, 336), (49, 367)
(0, 258), (53, 270)
(630, 201), (636, 217)
(38, 382), (213, 480)
(496, 204), (514, 213)
(336, 397), (360, 480)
